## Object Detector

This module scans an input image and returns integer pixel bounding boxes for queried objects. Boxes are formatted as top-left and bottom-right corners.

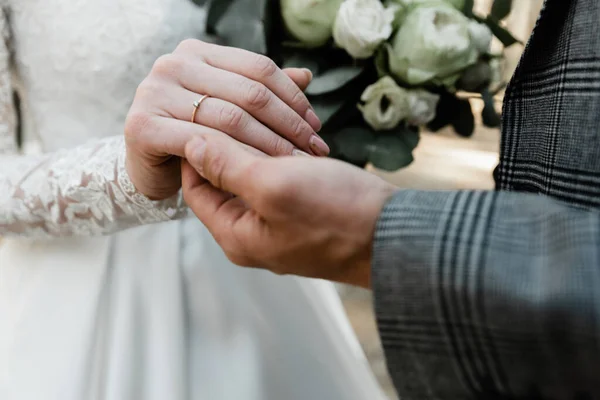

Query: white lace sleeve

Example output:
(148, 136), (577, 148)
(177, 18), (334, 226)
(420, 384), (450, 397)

(0, 6), (187, 238)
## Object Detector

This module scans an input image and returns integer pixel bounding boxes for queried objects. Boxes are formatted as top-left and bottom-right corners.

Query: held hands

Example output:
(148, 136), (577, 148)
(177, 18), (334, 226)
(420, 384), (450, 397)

(124, 38), (397, 287)
(124, 39), (328, 200)
(180, 133), (397, 289)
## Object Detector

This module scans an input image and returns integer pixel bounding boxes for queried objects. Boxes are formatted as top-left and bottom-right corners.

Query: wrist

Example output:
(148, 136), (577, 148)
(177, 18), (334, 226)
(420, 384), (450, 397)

(125, 149), (181, 201)
(342, 183), (398, 289)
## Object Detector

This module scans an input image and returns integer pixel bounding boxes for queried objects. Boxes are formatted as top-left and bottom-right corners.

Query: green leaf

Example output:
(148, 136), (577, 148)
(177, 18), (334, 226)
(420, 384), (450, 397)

(484, 15), (520, 47)
(462, 0), (475, 17)
(281, 52), (320, 74)
(205, 0), (235, 34)
(451, 99), (476, 137)
(481, 88), (502, 128)
(401, 126), (420, 149)
(490, 0), (513, 20)
(332, 126), (376, 165)
(368, 129), (419, 171)
(212, 0), (272, 54)
(190, 0), (209, 6)
(305, 66), (365, 96)
(310, 95), (348, 126)
(281, 40), (319, 50)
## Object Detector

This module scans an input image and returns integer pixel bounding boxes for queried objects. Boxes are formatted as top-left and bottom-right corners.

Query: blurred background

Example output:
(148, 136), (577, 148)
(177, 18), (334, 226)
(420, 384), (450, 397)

(337, 0), (543, 398)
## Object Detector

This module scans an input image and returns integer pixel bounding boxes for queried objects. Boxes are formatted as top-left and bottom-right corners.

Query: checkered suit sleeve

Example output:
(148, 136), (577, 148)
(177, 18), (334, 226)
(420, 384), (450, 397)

(372, 190), (600, 399)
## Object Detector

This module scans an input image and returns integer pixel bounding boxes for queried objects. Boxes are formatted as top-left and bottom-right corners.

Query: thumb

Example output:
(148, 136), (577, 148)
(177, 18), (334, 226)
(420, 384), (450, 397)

(185, 134), (261, 199)
(283, 67), (313, 92)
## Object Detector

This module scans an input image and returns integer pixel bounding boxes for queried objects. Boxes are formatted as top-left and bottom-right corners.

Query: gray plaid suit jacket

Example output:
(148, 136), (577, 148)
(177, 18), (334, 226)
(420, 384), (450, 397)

(372, 1), (600, 399)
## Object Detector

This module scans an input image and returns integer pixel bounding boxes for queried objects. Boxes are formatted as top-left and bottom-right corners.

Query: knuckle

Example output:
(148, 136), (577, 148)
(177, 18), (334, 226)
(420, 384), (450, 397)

(135, 78), (161, 99)
(124, 111), (153, 143)
(289, 116), (307, 139)
(253, 55), (278, 79)
(218, 105), (246, 133)
(289, 89), (310, 111)
(175, 38), (200, 54)
(268, 136), (293, 156)
(152, 54), (183, 78)
(244, 82), (271, 110)
(207, 150), (228, 189)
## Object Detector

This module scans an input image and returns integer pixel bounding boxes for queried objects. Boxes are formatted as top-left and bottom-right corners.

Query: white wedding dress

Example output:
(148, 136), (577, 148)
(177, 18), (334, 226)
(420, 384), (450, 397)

(0, 0), (386, 399)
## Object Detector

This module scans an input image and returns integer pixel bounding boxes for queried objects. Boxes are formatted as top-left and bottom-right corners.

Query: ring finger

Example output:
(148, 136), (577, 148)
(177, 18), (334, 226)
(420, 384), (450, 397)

(159, 57), (329, 156)
(164, 86), (311, 157)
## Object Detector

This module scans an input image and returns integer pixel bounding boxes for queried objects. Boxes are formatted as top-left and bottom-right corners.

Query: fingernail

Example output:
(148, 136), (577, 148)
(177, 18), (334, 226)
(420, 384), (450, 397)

(304, 108), (322, 132)
(292, 149), (312, 157)
(189, 138), (206, 173)
(302, 68), (313, 81)
(309, 135), (330, 157)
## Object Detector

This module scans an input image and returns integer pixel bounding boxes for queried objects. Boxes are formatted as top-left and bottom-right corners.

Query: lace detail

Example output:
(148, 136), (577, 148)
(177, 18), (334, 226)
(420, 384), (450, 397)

(0, 4), (188, 238)
(0, 136), (187, 238)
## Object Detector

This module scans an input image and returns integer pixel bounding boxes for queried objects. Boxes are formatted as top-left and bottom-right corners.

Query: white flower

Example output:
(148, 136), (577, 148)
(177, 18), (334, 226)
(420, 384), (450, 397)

(358, 76), (409, 130)
(406, 90), (440, 125)
(333, 0), (396, 59)
(281, 0), (344, 46)
(468, 21), (493, 54)
(387, 3), (478, 87)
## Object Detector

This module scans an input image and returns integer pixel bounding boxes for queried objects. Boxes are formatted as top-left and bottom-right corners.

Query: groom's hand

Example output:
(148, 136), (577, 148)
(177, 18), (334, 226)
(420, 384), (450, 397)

(181, 134), (397, 288)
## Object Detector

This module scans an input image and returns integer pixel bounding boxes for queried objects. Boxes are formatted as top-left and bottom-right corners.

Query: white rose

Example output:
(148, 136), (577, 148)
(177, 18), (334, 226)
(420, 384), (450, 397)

(468, 21), (493, 54)
(333, 0), (396, 59)
(388, 3), (478, 86)
(406, 90), (440, 125)
(281, 0), (344, 46)
(358, 76), (409, 131)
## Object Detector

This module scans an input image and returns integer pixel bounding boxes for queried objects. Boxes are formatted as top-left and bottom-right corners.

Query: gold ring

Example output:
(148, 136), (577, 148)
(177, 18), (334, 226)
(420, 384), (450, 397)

(191, 95), (210, 123)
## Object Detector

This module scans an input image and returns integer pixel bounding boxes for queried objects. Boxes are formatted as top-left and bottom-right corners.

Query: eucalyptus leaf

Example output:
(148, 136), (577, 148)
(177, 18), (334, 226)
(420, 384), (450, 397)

(491, 0), (513, 21)
(368, 133), (417, 171)
(212, 0), (271, 54)
(332, 126), (376, 164)
(484, 16), (520, 47)
(205, 0), (234, 34)
(282, 52), (320, 74)
(305, 66), (365, 96)
(481, 88), (502, 128)
(462, 0), (475, 16)
(281, 41), (320, 49)
(310, 95), (348, 126)
(190, 0), (209, 6)
(401, 127), (420, 150)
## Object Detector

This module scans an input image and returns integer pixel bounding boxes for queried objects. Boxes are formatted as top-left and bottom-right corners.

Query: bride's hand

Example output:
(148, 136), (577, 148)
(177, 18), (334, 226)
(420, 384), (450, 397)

(124, 39), (327, 200)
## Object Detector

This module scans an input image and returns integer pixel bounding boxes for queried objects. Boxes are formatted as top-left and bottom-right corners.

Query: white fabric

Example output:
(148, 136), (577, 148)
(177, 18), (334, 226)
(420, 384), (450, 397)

(0, 0), (386, 399)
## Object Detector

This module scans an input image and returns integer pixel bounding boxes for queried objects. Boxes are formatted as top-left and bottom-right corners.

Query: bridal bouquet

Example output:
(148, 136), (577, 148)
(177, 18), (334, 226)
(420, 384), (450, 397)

(199, 0), (518, 170)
